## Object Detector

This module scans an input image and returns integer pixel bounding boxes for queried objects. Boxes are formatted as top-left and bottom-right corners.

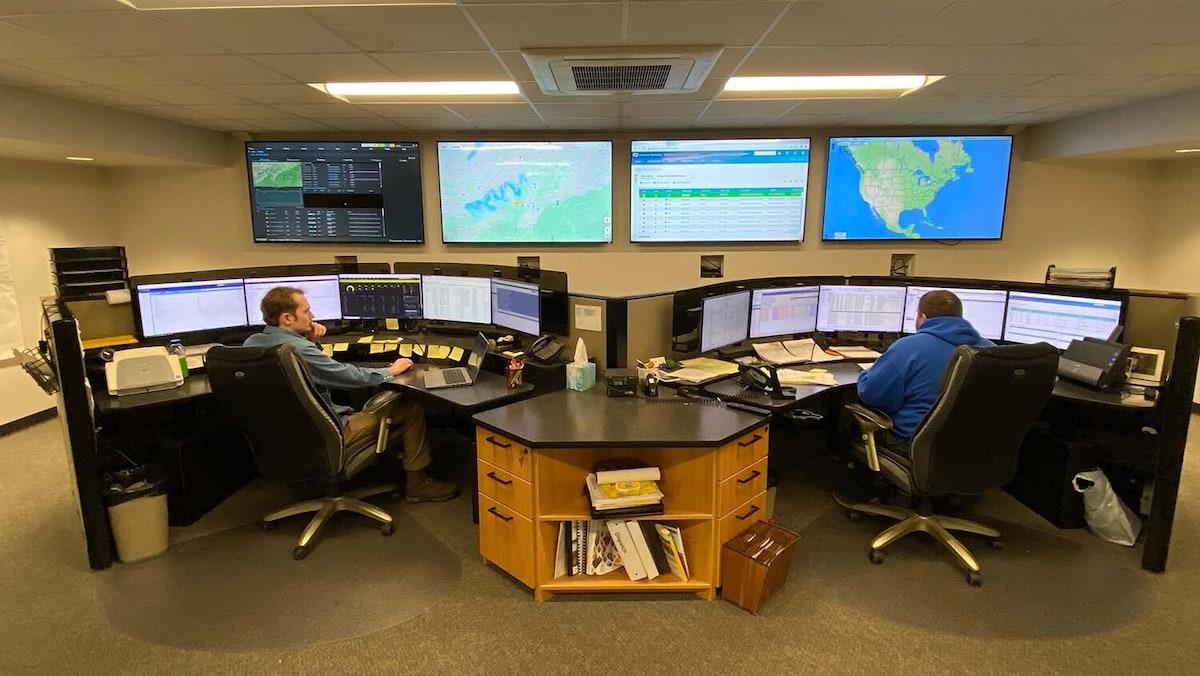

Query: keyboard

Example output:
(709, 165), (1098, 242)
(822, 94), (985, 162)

(443, 369), (468, 385)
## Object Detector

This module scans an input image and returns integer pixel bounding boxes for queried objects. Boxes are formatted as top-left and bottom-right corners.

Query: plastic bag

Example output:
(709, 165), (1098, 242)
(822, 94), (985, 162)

(103, 464), (167, 507)
(1073, 469), (1141, 546)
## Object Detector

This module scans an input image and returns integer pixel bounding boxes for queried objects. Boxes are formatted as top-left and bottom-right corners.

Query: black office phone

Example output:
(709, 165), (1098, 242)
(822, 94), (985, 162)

(528, 335), (564, 362)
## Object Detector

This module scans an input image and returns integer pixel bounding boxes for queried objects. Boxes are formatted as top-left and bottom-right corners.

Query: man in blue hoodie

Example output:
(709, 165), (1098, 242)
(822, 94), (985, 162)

(856, 289), (994, 440)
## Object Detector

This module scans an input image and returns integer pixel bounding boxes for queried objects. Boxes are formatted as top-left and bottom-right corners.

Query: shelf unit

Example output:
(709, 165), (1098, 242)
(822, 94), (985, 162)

(50, 246), (128, 301)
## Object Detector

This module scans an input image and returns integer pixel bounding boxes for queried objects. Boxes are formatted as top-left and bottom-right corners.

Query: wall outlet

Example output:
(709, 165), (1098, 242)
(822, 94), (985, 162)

(517, 256), (540, 271)
(700, 254), (724, 278)
(890, 253), (915, 277)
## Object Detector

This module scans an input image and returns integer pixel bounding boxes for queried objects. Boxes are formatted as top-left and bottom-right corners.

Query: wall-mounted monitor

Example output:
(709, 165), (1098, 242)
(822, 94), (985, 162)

(700, 290), (751, 353)
(902, 286), (1008, 340)
(437, 141), (613, 243)
(822, 135), (1013, 241)
(491, 278), (540, 336)
(1003, 291), (1123, 349)
(245, 141), (424, 244)
(421, 275), (491, 324)
(339, 273), (422, 320)
(817, 284), (906, 333)
(630, 138), (811, 242)
(749, 286), (819, 339)
(243, 275), (342, 324)
(135, 279), (248, 338)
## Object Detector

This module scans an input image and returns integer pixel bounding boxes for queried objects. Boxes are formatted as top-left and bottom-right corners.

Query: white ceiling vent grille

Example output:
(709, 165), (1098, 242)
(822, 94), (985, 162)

(523, 47), (722, 96)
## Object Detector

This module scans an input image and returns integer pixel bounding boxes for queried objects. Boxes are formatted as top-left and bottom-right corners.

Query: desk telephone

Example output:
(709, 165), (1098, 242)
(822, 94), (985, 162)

(528, 335), (564, 362)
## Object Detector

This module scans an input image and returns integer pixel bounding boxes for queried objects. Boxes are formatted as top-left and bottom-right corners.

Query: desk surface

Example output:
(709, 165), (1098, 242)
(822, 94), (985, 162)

(1052, 379), (1157, 409)
(473, 387), (768, 448)
(384, 363), (534, 413)
(702, 361), (865, 410)
(94, 372), (212, 414)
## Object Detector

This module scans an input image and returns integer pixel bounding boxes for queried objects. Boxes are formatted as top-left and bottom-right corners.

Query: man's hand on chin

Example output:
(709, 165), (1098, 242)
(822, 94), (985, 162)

(306, 322), (328, 341)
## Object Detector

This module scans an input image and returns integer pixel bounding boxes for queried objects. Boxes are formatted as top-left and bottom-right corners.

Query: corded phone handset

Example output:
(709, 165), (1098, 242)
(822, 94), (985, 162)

(527, 334), (564, 362)
(739, 364), (791, 400)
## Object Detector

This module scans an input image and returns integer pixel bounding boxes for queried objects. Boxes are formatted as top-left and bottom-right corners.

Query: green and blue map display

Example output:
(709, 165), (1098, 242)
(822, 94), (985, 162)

(438, 141), (612, 243)
(822, 135), (1012, 240)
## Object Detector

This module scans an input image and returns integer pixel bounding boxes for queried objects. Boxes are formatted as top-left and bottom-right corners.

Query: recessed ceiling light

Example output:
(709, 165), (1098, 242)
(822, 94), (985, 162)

(66, 156), (95, 162)
(312, 81), (522, 103)
(721, 75), (943, 99)
(119, 0), (452, 9)
(1175, 148), (1200, 154)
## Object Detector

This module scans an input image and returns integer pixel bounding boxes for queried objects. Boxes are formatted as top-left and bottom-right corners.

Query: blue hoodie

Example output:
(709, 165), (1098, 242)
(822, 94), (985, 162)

(856, 316), (994, 439)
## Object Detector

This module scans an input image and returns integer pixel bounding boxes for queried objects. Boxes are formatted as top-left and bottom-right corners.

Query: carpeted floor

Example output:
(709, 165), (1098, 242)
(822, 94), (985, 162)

(1, 416), (1198, 673)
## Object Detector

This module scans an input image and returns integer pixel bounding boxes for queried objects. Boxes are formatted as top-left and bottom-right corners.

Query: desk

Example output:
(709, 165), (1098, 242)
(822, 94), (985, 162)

(1052, 379), (1157, 409)
(471, 388), (770, 601)
(701, 362), (865, 412)
(383, 363), (535, 414)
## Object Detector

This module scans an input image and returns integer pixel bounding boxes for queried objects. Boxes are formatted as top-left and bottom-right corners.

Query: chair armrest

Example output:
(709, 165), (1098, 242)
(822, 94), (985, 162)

(362, 390), (401, 453)
(363, 390), (401, 415)
(844, 403), (893, 473)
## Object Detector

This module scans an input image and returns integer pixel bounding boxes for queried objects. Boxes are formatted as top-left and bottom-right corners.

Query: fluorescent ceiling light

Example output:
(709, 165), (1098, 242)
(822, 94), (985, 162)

(722, 75), (943, 99)
(1175, 148), (1200, 154)
(66, 156), (95, 161)
(312, 81), (521, 103)
(119, 1), (452, 9)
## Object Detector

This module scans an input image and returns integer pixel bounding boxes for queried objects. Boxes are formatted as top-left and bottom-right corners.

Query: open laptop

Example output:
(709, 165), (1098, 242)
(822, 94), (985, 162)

(424, 332), (488, 389)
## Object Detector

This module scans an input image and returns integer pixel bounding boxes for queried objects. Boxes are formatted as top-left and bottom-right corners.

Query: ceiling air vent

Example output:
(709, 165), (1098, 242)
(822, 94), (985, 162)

(523, 47), (722, 96)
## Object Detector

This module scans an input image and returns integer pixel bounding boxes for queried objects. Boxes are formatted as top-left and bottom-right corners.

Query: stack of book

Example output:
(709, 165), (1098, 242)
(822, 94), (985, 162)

(554, 520), (690, 581)
(585, 465), (664, 518)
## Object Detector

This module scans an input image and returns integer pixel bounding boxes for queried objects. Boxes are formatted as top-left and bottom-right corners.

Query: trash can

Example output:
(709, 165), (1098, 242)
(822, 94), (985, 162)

(103, 465), (169, 563)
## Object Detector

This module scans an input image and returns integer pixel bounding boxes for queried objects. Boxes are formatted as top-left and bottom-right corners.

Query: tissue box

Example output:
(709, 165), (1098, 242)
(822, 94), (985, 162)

(566, 362), (596, 391)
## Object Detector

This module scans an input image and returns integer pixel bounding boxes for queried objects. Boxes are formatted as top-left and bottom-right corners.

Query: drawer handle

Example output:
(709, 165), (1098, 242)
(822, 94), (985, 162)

(487, 507), (514, 522)
(737, 434), (763, 447)
(736, 505), (760, 521)
(486, 435), (512, 449)
(486, 471), (513, 486)
(737, 469), (762, 485)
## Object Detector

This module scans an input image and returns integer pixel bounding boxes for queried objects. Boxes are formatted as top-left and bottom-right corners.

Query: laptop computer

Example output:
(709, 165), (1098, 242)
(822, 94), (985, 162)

(424, 333), (488, 390)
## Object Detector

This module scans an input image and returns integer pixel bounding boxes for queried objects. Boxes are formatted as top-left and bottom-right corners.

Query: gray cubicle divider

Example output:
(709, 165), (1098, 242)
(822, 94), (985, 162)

(1124, 290), (1193, 373)
(566, 294), (610, 371)
(568, 291), (675, 372)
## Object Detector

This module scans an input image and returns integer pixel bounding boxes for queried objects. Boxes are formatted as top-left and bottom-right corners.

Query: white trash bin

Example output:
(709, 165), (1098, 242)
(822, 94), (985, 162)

(104, 467), (169, 563)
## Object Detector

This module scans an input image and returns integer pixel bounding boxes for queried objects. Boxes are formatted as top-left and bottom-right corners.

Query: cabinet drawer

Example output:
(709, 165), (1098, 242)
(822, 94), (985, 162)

(719, 425), (769, 480)
(476, 428), (532, 482)
(719, 491), (767, 546)
(718, 457), (768, 517)
(479, 495), (534, 588)
(477, 460), (533, 517)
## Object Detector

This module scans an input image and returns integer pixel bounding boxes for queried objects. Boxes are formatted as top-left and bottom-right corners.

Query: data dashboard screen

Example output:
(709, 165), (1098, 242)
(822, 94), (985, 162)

(438, 141), (612, 243)
(421, 275), (492, 324)
(246, 142), (424, 244)
(750, 286), (819, 339)
(823, 135), (1012, 241)
(701, 290), (751, 353)
(1003, 292), (1123, 349)
(491, 278), (540, 336)
(136, 279), (248, 338)
(244, 275), (342, 324)
(339, 273), (422, 320)
(631, 139), (810, 242)
(817, 285), (906, 333)
(902, 286), (1008, 340)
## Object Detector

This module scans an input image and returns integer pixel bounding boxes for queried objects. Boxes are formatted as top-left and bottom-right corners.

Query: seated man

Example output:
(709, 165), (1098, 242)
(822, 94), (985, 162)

(856, 289), (995, 441)
(244, 286), (457, 503)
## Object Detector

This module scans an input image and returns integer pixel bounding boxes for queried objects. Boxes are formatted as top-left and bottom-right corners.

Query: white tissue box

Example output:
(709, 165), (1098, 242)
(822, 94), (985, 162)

(566, 362), (596, 391)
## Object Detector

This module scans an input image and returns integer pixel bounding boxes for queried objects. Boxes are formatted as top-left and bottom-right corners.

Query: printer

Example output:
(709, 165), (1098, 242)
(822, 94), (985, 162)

(1057, 338), (1131, 390)
(105, 346), (184, 396)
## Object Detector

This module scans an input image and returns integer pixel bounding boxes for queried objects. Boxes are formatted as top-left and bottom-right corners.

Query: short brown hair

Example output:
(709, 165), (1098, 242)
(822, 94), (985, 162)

(260, 286), (304, 326)
(917, 289), (963, 319)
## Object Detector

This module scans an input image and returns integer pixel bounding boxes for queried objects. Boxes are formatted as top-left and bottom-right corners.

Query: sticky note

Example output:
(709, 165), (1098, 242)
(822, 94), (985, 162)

(332, 342), (349, 353)
(321, 344), (334, 357)
(384, 342), (400, 351)
(369, 343), (385, 354)
(448, 346), (465, 361)
(384, 318), (400, 331)
(428, 344), (451, 360)
(399, 344), (413, 358)
(357, 336), (374, 344)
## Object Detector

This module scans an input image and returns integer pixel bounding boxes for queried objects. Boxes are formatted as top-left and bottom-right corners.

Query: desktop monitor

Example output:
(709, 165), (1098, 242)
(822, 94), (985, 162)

(135, 279), (249, 338)
(630, 138), (811, 242)
(700, 290), (751, 353)
(749, 286), (819, 339)
(338, 273), (422, 320)
(243, 275), (342, 324)
(244, 141), (424, 244)
(491, 278), (540, 336)
(421, 275), (491, 324)
(817, 285), (906, 333)
(1003, 291), (1123, 349)
(902, 286), (1008, 340)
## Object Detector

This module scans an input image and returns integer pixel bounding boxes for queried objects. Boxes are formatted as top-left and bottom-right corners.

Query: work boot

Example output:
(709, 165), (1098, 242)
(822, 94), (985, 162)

(405, 470), (460, 503)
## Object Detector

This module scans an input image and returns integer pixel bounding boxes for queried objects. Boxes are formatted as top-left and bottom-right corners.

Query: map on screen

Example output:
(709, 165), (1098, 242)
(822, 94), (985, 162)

(822, 135), (1012, 241)
(438, 141), (612, 243)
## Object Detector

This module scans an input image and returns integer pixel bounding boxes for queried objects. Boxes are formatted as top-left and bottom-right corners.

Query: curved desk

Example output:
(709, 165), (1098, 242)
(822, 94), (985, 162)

(701, 362), (866, 411)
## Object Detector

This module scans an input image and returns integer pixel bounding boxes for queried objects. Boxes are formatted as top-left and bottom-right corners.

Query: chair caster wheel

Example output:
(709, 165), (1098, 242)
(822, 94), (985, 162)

(990, 539), (1005, 550)
(292, 546), (309, 561)
(967, 570), (982, 586)
(260, 520), (277, 531)
(381, 522), (395, 536)
(846, 510), (861, 521)
(869, 549), (884, 564)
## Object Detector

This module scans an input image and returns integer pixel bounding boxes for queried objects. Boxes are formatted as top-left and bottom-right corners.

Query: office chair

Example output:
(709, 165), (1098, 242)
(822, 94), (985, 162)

(836, 343), (1058, 585)
(207, 344), (400, 560)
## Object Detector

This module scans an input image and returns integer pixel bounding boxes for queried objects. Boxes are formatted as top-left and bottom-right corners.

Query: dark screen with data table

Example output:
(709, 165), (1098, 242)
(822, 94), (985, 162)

(339, 273), (423, 320)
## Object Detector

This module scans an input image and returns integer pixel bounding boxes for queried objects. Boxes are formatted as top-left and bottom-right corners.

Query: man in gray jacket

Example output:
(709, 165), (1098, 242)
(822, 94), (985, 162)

(244, 286), (457, 502)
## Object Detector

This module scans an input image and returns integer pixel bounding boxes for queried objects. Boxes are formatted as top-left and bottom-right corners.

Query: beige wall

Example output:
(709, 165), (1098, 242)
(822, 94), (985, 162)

(1148, 160), (1200, 294)
(109, 131), (1161, 296)
(0, 161), (117, 425)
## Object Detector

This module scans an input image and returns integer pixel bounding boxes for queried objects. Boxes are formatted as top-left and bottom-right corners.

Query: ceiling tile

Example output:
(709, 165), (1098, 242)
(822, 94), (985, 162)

(0, 1), (127, 15)
(544, 117), (621, 130)
(309, 6), (486, 52)
(626, 2), (787, 46)
(462, 118), (548, 130)
(188, 103), (290, 118)
(216, 83), (335, 104)
(371, 51), (507, 80)
(1009, 73), (1152, 97)
(764, 0), (952, 47)
(1119, 73), (1200, 98)
(621, 101), (708, 118)
(107, 83), (250, 105)
(6, 11), (226, 56)
(324, 118), (400, 132)
(248, 53), (394, 83)
(156, 9), (356, 54)
(465, 4), (622, 50)
(1031, 0), (1196, 45)
(274, 103), (387, 119)
(535, 102), (622, 119)
(237, 118), (338, 132)
(703, 100), (799, 117)
(9, 58), (190, 85)
(124, 55), (293, 85)
(773, 112), (854, 127)
(0, 21), (99, 59)
(786, 98), (886, 115)
(692, 116), (773, 128)
(620, 117), (696, 131)
(1078, 45), (1200, 75)
(403, 117), (476, 131)
(870, 45), (1009, 76)
(964, 96), (1074, 114)
(736, 46), (887, 76)
(498, 52), (537, 81)
(446, 102), (540, 120)
(924, 74), (1052, 96)
(899, 0), (1113, 45)
(121, 105), (233, 121)
(955, 45), (1137, 75)
(0, 61), (90, 86)
(1027, 96), (1131, 116)
(31, 84), (164, 107)
(372, 103), (468, 122)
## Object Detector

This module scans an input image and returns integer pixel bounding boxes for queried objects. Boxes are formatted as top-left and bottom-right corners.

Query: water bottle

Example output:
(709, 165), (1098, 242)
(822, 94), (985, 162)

(167, 339), (188, 377)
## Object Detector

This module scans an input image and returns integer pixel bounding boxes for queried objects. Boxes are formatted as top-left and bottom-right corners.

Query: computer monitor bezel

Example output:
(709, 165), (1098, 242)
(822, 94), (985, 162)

(132, 277), (250, 339)
(242, 273), (343, 325)
(337, 272), (423, 321)
(816, 283), (908, 333)
(394, 261), (569, 336)
(900, 284), (1010, 340)
(490, 277), (541, 337)
(699, 288), (752, 353)
(748, 284), (821, 340)
(1001, 288), (1128, 349)
(419, 273), (493, 325)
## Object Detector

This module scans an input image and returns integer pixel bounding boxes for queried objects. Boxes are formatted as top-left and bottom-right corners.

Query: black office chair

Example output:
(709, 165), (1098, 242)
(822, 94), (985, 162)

(836, 343), (1058, 585)
(207, 344), (400, 560)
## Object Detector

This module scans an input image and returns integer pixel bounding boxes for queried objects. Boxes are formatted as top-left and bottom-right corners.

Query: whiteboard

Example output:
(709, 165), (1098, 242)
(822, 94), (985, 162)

(0, 225), (24, 358)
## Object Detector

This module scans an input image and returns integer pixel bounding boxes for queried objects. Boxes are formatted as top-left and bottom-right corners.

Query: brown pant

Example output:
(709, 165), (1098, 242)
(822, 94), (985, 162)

(343, 399), (431, 472)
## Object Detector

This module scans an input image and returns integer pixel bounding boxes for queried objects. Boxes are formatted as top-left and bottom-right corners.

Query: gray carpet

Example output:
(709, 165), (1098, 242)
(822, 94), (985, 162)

(94, 503), (460, 651)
